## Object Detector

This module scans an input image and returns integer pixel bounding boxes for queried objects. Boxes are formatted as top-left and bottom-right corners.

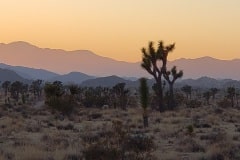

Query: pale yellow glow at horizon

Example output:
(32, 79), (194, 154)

(0, 0), (240, 62)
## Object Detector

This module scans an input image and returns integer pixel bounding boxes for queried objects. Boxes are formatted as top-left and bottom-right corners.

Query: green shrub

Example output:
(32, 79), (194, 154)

(186, 125), (194, 135)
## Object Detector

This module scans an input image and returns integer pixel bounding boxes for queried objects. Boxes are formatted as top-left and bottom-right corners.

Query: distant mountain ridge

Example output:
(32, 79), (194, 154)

(49, 72), (95, 84)
(0, 65), (240, 89)
(169, 56), (240, 80)
(0, 41), (145, 77)
(0, 68), (29, 83)
(0, 63), (59, 80)
(1, 41), (240, 79)
(81, 75), (133, 87)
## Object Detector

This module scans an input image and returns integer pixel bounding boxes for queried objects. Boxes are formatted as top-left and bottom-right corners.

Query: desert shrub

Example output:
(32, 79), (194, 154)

(46, 95), (75, 114)
(82, 133), (101, 144)
(64, 154), (83, 160)
(236, 127), (240, 132)
(193, 119), (211, 128)
(214, 108), (224, 114)
(175, 92), (186, 106)
(57, 123), (74, 130)
(186, 99), (202, 108)
(26, 125), (41, 133)
(82, 121), (156, 159)
(177, 137), (205, 153)
(186, 125), (194, 135)
(200, 132), (226, 144)
(83, 145), (121, 160)
(44, 81), (76, 114)
(217, 98), (232, 108)
(88, 113), (102, 120)
(207, 142), (240, 160)
(125, 134), (155, 154)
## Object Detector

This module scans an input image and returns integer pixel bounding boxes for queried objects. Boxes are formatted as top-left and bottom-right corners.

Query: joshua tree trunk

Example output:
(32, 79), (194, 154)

(143, 109), (148, 128)
(169, 83), (175, 109)
(156, 78), (164, 112)
(231, 97), (234, 107)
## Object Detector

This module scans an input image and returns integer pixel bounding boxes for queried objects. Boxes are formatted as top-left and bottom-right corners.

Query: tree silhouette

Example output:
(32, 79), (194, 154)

(2, 81), (11, 96)
(210, 88), (219, 100)
(227, 87), (235, 107)
(181, 85), (192, 100)
(10, 81), (23, 103)
(139, 78), (149, 127)
(203, 91), (211, 105)
(112, 83), (129, 110)
(141, 41), (175, 111)
(2, 81), (11, 104)
(30, 79), (43, 99)
(163, 66), (183, 109)
(44, 81), (64, 99)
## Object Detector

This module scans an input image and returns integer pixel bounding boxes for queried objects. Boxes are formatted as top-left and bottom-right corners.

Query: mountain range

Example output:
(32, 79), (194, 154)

(0, 65), (240, 89)
(1, 41), (240, 80)
(0, 41), (240, 82)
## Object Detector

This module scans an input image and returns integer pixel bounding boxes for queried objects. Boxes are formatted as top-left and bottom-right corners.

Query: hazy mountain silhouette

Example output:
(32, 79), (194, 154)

(0, 63), (59, 80)
(169, 57), (240, 80)
(49, 72), (95, 84)
(1, 41), (240, 79)
(176, 77), (240, 89)
(81, 75), (135, 87)
(0, 68), (29, 83)
(0, 41), (145, 77)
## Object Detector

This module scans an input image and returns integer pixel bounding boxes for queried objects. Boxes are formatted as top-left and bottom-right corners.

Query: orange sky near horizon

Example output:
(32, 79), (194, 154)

(0, 0), (240, 62)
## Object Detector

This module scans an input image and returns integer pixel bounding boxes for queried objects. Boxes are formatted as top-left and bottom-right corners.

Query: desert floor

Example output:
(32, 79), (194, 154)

(0, 103), (240, 160)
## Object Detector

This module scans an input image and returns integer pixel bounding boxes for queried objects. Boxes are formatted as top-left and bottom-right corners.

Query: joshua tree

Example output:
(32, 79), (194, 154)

(2, 81), (11, 104)
(181, 85), (192, 100)
(139, 78), (149, 127)
(30, 79), (43, 99)
(203, 91), (211, 105)
(163, 66), (183, 109)
(2, 81), (11, 96)
(68, 84), (79, 96)
(210, 88), (219, 100)
(44, 81), (64, 99)
(227, 87), (235, 107)
(141, 41), (175, 111)
(10, 81), (23, 103)
(112, 83), (129, 110)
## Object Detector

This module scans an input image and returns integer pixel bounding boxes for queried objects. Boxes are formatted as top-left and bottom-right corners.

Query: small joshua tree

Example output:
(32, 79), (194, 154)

(163, 66), (183, 109)
(139, 78), (149, 128)
(203, 91), (211, 105)
(210, 87), (219, 100)
(227, 86), (235, 107)
(181, 85), (192, 100)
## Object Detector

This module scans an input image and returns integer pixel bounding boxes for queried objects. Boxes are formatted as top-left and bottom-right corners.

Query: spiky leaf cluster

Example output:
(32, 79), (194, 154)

(164, 66), (183, 84)
(141, 41), (175, 79)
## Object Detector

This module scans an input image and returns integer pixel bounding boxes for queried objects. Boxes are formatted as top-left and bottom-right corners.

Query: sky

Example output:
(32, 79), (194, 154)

(0, 0), (240, 62)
